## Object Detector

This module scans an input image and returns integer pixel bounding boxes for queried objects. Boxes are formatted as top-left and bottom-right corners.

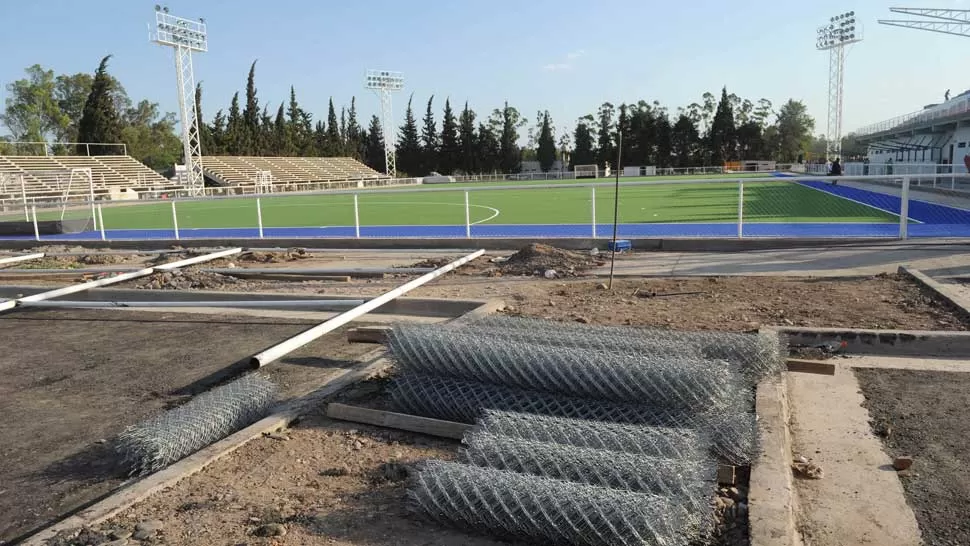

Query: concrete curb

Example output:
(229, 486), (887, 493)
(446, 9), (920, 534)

(749, 373), (801, 546)
(778, 326), (970, 356)
(897, 264), (970, 321)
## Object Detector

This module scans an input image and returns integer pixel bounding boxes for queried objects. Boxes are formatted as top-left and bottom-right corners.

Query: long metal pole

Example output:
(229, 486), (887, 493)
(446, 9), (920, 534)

(31, 205), (39, 242)
(737, 180), (744, 239)
(0, 253), (44, 267)
(21, 175), (28, 221)
(171, 200), (180, 240)
(256, 197), (264, 239)
(0, 248), (242, 313)
(591, 187), (597, 238)
(354, 194), (361, 238)
(608, 131), (622, 290)
(18, 299), (364, 310)
(97, 204), (106, 241)
(88, 170), (96, 231)
(249, 249), (485, 368)
(900, 176), (910, 240)
(464, 191), (471, 238)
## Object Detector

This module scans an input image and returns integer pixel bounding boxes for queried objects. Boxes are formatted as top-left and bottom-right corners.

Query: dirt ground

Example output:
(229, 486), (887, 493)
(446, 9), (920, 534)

(856, 369), (970, 546)
(0, 309), (376, 543)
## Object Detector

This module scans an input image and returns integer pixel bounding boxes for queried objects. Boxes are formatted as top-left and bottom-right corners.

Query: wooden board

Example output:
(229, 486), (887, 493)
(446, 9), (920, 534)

(326, 403), (471, 440)
(786, 358), (837, 376)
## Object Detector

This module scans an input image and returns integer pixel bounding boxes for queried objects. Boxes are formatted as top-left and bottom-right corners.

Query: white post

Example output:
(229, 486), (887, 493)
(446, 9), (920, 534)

(97, 204), (106, 241)
(464, 190), (471, 239)
(353, 194), (361, 239)
(899, 177), (910, 240)
(88, 171), (96, 231)
(591, 186), (597, 238)
(953, 164), (957, 190)
(256, 197), (264, 239)
(737, 180), (744, 239)
(31, 205), (39, 241)
(171, 200), (180, 241)
(20, 174), (28, 221)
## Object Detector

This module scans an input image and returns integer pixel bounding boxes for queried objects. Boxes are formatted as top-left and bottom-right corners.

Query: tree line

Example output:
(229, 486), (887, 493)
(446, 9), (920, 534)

(2, 57), (818, 177)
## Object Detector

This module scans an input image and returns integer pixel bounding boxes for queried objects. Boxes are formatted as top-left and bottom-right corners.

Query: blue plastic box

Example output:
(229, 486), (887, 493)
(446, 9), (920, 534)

(607, 239), (632, 252)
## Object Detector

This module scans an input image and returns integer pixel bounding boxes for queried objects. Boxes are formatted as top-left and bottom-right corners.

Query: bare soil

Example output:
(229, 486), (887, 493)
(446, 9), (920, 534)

(0, 309), (375, 543)
(856, 369), (970, 546)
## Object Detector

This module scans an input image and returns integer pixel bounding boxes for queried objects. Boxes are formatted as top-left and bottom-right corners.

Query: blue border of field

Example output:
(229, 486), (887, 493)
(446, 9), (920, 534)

(4, 175), (970, 240)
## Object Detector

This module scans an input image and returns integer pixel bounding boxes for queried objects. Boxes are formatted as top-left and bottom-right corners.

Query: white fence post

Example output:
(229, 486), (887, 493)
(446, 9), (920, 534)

(256, 197), (264, 239)
(21, 175), (28, 221)
(464, 191), (471, 239)
(171, 200), (180, 241)
(353, 194), (360, 239)
(97, 204), (106, 241)
(591, 186), (597, 238)
(31, 205), (40, 241)
(899, 177), (910, 240)
(737, 180), (744, 239)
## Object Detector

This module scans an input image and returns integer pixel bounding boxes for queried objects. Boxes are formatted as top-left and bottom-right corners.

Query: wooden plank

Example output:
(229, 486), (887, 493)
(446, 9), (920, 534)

(786, 358), (837, 376)
(327, 403), (472, 440)
(347, 325), (393, 343)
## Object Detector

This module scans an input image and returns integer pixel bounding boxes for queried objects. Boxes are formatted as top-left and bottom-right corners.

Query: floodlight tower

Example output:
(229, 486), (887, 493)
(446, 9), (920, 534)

(365, 70), (404, 177)
(879, 8), (970, 39)
(817, 11), (862, 160)
(152, 5), (208, 195)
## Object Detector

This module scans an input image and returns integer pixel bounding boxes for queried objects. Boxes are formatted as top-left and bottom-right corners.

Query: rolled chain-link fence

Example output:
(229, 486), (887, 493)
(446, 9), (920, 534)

(410, 460), (694, 546)
(117, 373), (278, 475)
(388, 325), (750, 413)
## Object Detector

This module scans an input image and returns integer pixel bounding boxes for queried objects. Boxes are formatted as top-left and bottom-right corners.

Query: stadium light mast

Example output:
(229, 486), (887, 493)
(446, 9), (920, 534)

(879, 8), (970, 40)
(151, 5), (207, 196)
(365, 70), (404, 177)
(817, 11), (862, 161)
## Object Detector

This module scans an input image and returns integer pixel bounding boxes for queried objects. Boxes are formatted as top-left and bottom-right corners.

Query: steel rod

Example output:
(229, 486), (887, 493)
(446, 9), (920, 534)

(17, 299), (364, 310)
(0, 253), (44, 267)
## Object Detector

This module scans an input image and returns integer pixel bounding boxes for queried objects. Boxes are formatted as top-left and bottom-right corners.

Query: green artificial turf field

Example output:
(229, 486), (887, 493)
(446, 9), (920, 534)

(16, 175), (898, 229)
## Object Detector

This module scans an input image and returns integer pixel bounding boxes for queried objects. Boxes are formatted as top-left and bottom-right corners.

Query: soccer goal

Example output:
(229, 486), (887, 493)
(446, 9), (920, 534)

(574, 164), (599, 179)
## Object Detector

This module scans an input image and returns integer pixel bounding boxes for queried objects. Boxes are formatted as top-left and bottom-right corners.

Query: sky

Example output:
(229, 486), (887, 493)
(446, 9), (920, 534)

(0, 0), (968, 141)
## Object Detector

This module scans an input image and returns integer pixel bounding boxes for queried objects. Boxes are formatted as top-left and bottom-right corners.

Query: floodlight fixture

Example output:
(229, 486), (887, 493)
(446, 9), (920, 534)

(151, 7), (208, 195)
(365, 69), (405, 177)
(816, 11), (863, 160)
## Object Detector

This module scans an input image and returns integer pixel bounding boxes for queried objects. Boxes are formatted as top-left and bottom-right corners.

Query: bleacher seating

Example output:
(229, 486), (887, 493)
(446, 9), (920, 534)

(201, 156), (386, 189)
(0, 155), (178, 202)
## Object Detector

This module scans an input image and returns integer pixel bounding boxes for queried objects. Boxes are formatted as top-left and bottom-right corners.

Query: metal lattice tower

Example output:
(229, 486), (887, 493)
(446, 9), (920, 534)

(880, 8), (970, 40)
(365, 70), (404, 177)
(152, 7), (208, 196)
(817, 12), (861, 160)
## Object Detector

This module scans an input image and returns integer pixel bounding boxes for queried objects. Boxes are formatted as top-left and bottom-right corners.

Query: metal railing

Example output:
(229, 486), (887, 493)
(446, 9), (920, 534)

(854, 97), (970, 137)
(0, 141), (128, 156)
(7, 172), (970, 242)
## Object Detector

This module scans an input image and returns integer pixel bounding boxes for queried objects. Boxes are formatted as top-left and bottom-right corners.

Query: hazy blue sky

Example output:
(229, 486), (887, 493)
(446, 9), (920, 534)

(0, 0), (967, 139)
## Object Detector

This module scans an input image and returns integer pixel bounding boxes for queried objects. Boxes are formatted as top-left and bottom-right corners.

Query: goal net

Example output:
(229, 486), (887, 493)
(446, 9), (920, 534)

(574, 164), (598, 179)
(254, 170), (274, 194)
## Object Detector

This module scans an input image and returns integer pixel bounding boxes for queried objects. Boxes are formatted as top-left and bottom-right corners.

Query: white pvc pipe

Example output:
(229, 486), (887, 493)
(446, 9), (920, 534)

(21, 175), (28, 221)
(591, 186), (597, 238)
(250, 248), (485, 368)
(256, 197), (264, 239)
(89, 176), (96, 231)
(0, 252), (44, 267)
(18, 299), (364, 310)
(171, 200), (180, 240)
(97, 205), (106, 241)
(31, 205), (39, 241)
(8, 248), (243, 309)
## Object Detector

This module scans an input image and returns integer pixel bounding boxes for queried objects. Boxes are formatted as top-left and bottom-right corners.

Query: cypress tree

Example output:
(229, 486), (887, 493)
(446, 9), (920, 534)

(421, 95), (438, 173)
(346, 97), (363, 160)
(77, 55), (123, 155)
(537, 111), (556, 172)
(458, 102), (477, 174)
(365, 114), (386, 173)
(195, 83), (214, 155)
(497, 102), (522, 173)
(274, 102), (289, 155)
(242, 61), (259, 154)
(225, 92), (244, 155)
(396, 96), (422, 175)
(438, 98), (459, 175)
(325, 98), (340, 156)
(571, 115), (596, 168)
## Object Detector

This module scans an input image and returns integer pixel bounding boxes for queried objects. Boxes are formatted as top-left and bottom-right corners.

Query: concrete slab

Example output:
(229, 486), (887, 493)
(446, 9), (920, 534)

(845, 354), (970, 373)
(787, 361), (923, 546)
